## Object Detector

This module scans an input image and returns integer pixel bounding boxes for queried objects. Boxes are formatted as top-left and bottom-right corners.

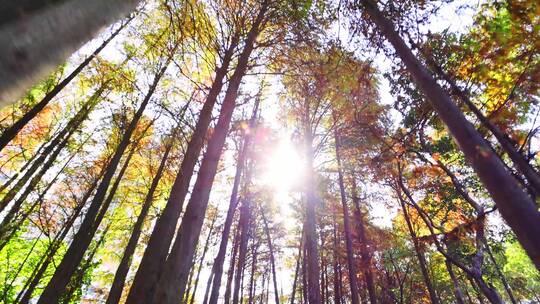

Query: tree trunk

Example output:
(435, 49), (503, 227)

(233, 199), (252, 304)
(332, 218), (342, 304)
(125, 32), (240, 304)
(150, 5), (267, 301)
(248, 242), (258, 304)
(290, 234), (303, 304)
(16, 167), (105, 304)
(359, 0), (540, 270)
(188, 215), (217, 304)
(350, 179), (377, 304)
(397, 195), (440, 304)
(36, 62), (166, 304)
(208, 95), (260, 304)
(0, 0), (140, 105)
(445, 259), (465, 304)
(105, 142), (173, 304)
(333, 127), (360, 304)
(261, 211), (280, 304)
(482, 238), (517, 304)
(225, 223), (242, 304)
(0, 16), (131, 151)
(0, 85), (105, 214)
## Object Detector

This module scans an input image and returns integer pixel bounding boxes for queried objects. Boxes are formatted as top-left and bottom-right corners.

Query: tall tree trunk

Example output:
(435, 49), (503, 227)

(225, 223), (242, 304)
(125, 32), (240, 304)
(188, 215), (217, 304)
(0, 85), (105, 214)
(482, 239), (517, 304)
(36, 62), (166, 304)
(233, 199), (252, 304)
(397, 195), (440, 304)
(350, 179), (377, 304)
(358, 0), (540, 269)
(445, 259), (465, 304)
(333, 127), (360, 304)
(208, 95), (260, 304)
(0, 16), (131, 151)
(261, 211), (280, 304)
(16, 167), (105, 304)
(332, 218), (342, 304)
(417, 46), (540, 196)
(150, 5), (267, 302)
(290, 234), (303, 304)
(0, 133), (89, 249)
(0, 0), (140, 105)
(248, 242), (259, 304)
(105, 142), (173, 304)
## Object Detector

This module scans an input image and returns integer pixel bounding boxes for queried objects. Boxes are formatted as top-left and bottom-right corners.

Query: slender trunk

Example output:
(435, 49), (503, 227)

(36, 62), (165, 304)
(188, 215), (217, 304)
(302, 244), (308, 304)
(16, 168), (105, 304)
(208, 96), (260, 304)
(350, 179), (377, 304)
(0, 16), (131, 151)
(150, 5), (267, 302)
(0, 0), (140, 104)
(332, 218), (342, 304)
(233, 199), (252, 304)
(61, 224), (110, 304)
(290, 235), (303, 304)
(418, 46), (540, 196)
(202, 269), (214, 304)
(225, 223), (241, 304)
(248, 242), (258, 304)
(333, 127), (360, 304)
(445, 259), (465, 304)
(261, 211), (280, 304)
(184, 255), (198, 304)
(125, 33), (240, 304)
(359, 0), (540, 269)
(105, 142), (172, 304)
(398, 196), (440, 304)
(483, 239), (517, 304)
(0, 85), (105, 213)
(0, 134), (88, 249)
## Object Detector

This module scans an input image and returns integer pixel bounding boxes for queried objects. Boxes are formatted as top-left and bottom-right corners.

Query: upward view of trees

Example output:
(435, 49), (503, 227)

(0, 0), (539, 304)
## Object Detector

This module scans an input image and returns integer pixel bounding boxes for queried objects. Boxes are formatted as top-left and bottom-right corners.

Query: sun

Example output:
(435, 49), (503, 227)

(259, 136), (305, 193)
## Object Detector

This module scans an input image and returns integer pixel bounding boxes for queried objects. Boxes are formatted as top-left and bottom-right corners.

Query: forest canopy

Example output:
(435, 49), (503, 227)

(0, 0), (539, 304)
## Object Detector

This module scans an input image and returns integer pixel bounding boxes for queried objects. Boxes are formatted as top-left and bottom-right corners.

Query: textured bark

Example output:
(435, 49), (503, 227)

(333, 128), (360, 304)
(350, 179), (377, 304)
(359, 0), (540, 270)
(150, 5), (267, 301)
(36, 63), (165, 304)
(105, 143), (172, 304)
(125, 34), (240, 304)
(0, 0), (140, 105)
(208, 97), (259, 304)
(0, 16), (130, 151)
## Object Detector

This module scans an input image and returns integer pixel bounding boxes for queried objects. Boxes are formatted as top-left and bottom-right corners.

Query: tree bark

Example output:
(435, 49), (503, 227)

(350, 179), (377, 304)
(290, 234), (303, 304)
(261, 210), (280, 304)
(208, 95), (260, 304)
(0, 0), (140, 105)
(233, 199), (252, 304)
(333, 127), (360, 304)
(397, 194), (440, 304)
(188, 214), (217, 304)
(445, 259), (465, 304)
(225, 223), (241, 304)
(0, 16), (131, 151)
(359, 0), (540, 270)
(36, 62), (166, 304)
(105, 142), (173, 304)
(125, 32), (240, 304)
(150, 4), (267, 301)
